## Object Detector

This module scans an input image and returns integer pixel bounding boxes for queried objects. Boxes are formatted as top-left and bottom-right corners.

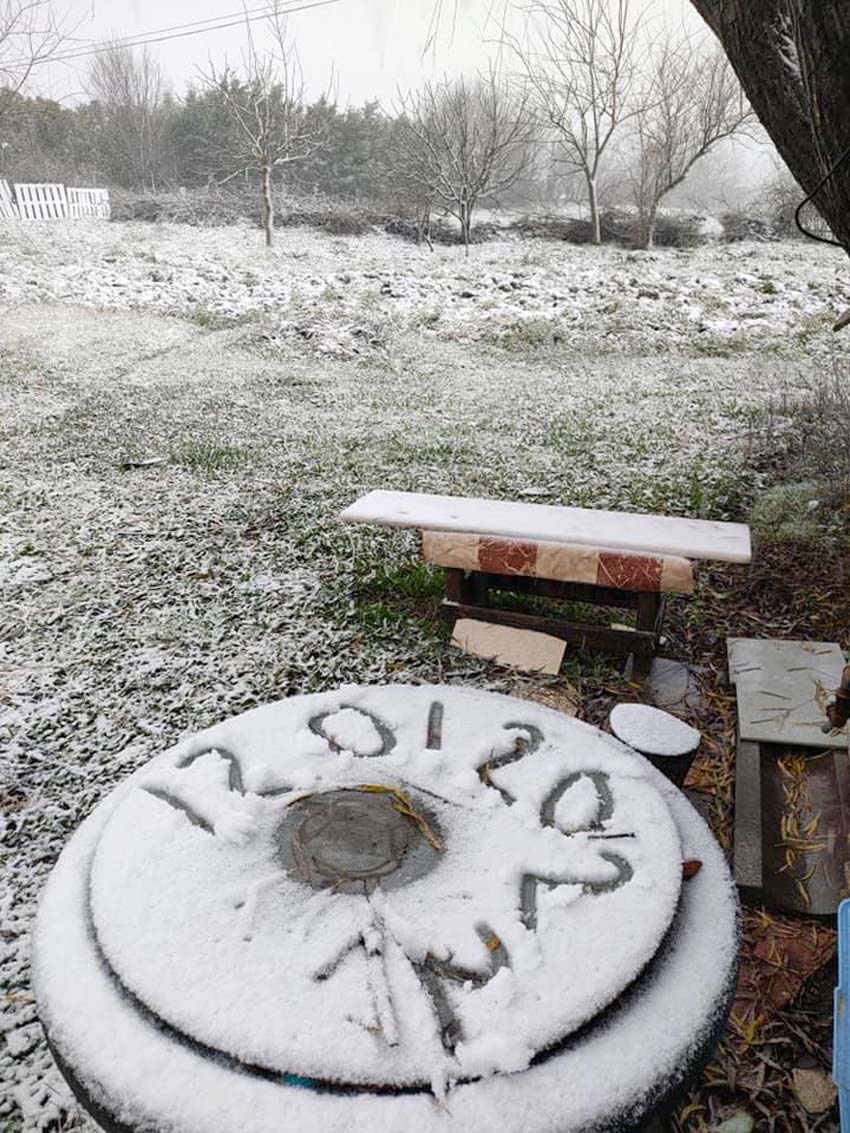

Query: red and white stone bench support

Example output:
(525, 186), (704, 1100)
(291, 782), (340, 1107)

(423, 530), (694, 660)
(340, 491), (752, 665)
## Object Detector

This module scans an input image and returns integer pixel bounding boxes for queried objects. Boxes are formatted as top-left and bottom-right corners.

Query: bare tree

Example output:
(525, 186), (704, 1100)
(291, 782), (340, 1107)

(88, 43), (169, 190)
(689, 2), (850, 254)
(383, 113), (437, 249)
(395, 67), (535, 252)
(624, 35), (753, 248)
(507, 0), (644, 244)
(0, 0), (66, 124)
(201, 5), (323, 247)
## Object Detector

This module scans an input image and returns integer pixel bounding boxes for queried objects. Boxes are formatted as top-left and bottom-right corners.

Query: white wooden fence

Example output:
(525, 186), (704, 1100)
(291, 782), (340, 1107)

(15, 182), (69, 219)
(0, 180), (110, 221)
(68, 187), (110, 219)
(0, 180), (17, 220)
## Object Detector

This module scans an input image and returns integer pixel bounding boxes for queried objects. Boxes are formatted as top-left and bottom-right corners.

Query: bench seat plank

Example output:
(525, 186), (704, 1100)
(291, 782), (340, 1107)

(340, 490), (751, 564)
(422, 530), (694, 594)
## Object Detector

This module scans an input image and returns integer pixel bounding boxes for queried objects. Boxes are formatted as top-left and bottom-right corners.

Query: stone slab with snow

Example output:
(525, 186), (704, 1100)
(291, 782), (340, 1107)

(34, 685), (738, 1133)
(728, 638), (847, 749)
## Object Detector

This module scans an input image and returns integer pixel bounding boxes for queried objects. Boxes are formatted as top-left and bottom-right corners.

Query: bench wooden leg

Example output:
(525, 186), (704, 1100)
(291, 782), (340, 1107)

(635, 593), (666, 644)
(629, 594), (667, 678)
(441, 602), (656, 657)
(445, 569), (664, 665)
(445, 568), (466, 603)
(445, 568), (486, 605)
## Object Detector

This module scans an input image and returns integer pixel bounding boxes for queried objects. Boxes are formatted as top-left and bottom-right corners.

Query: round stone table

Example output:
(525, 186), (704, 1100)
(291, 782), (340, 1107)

(34, 685), (739, 1133)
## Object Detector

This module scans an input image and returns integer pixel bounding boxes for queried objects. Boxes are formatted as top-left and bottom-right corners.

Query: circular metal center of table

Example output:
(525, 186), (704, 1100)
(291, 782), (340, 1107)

(277, 788), (442, 894)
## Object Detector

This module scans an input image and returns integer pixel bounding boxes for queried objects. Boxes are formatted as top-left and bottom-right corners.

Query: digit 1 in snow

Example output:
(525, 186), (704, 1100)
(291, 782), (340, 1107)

(426, 701), (443, 750)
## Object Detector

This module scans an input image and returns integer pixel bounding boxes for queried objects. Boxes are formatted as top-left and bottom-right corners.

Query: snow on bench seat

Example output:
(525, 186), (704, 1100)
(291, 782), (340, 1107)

(340, 490), (752, 564)
(422, 530), (695, 594)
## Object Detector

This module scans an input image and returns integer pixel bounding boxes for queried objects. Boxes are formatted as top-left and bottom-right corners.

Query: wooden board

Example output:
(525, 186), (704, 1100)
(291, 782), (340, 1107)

(728, 638), (847, 749)
(733, 735), (850, 917)
(450, 618), (566, 674)
(340, 490), (752, 563)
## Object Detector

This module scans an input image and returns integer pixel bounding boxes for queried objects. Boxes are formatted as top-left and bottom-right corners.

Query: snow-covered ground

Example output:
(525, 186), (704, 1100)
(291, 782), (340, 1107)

(0, 219), (847, 1129)
(2, 218), (849, 359)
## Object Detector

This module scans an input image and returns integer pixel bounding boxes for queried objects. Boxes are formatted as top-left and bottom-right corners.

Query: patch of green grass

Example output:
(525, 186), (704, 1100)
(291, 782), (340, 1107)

(491, 317), (561, 351)
(491, 587), (623, 628)
(186, 304), (223, 328)
(354, 600), (414, 632)
(171, 439), (247, 473)
(340, 556), (450, 640)
(699, 294), (729, 313)
(546, 414), (604, 457)
(186, 305), (262, 330)
(559, 649), (626, 685)
(792, 311), (828, 343)
(691, 333), (752, 357)
(749, 480), (825, 545)
(351, 558), (445, 605)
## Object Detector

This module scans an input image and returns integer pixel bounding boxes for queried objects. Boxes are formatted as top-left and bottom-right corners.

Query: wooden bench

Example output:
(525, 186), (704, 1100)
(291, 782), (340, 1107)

(340, 490), (752, 667)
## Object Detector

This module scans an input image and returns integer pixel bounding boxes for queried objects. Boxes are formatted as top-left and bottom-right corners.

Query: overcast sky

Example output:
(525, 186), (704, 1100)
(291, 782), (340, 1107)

(36, 0), (704, 108)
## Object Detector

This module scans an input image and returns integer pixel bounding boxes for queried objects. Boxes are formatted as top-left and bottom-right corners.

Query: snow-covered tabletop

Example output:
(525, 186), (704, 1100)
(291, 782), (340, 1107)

(33, 685), (738, 1133)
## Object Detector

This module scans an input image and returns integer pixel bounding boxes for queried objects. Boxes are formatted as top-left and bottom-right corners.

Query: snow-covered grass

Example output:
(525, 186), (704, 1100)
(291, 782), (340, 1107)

(0, 218), (847, 1130)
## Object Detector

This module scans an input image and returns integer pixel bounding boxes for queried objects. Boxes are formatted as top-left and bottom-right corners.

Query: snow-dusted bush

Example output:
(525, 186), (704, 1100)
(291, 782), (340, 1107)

(748, 368), (850, 544)
(111, 188), (261, 227)
(720, 210), (779, 243)
(111, 187), (392, 236)
(507, 208), (713, 248)
(109, 186), (506, 246)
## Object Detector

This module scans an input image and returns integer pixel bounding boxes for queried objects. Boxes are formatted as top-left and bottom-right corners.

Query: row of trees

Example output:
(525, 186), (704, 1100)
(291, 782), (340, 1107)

(1, 0), (754, 250)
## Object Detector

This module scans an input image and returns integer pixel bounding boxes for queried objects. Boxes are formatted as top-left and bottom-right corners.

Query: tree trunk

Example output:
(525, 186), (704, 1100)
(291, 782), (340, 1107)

(262, 164), (274, 248)
(459, 197), (472, 255)
(422, 204), (434, 253)
(690, 0), (850, 252)
(587, 174), (601, 245)
(637, 204), (658, 250)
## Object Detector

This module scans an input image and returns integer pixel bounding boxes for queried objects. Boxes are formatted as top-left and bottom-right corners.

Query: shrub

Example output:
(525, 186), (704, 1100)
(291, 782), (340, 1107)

(111, 187), (391, 235)
(749, 480), (825, 543)
(508, 215), (594, 242)
(720, 209), (778, 243)
(109, 186), (509, 246)
(746, 367), (850, 545)
(509, 208), (711, 248)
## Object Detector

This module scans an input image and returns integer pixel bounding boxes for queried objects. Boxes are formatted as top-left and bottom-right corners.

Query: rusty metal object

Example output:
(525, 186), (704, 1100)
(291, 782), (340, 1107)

(825, 663), (850, 731)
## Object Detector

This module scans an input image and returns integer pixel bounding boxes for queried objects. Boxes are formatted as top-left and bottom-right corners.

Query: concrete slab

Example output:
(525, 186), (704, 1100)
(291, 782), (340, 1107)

(644, 657), (705, 714)
(728, 638), (848, 749)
